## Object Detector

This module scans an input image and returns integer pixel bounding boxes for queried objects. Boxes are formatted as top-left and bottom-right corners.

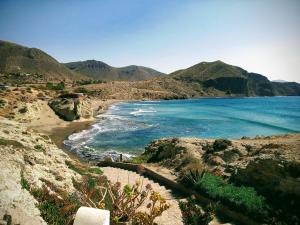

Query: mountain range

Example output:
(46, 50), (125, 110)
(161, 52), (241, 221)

(0, 40), (85, 81)
(64, 60), (165, 81)
(0, 40), (299, 97)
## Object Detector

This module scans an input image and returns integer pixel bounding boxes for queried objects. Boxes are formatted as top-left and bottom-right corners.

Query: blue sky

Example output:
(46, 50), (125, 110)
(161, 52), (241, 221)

(1, 0), (300, 82)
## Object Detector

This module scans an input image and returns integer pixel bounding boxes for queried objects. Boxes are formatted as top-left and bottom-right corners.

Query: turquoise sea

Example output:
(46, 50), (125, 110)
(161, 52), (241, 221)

(64, 97), (300, 159)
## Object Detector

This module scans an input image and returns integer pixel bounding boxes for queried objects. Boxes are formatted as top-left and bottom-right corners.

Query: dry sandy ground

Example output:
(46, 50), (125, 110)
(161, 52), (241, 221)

(27, 99), (122, 134)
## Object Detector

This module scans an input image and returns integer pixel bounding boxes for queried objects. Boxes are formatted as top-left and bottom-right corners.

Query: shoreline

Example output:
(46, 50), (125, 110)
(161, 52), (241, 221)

(49, 120), (93, 150)
(45, 96), (300, 161)
(47, 99), (125, 153)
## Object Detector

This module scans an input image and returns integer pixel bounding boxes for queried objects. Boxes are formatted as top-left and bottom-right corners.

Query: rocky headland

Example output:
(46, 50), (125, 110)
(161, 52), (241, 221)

(141, 135), (300, 222)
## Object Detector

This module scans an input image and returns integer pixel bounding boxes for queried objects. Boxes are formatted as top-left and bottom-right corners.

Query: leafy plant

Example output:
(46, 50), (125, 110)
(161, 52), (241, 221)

(20, 172), (30, 191)
(195, 173), (267, 216)
(132, 191), (170, 225)
(65, 160), (102, 175)
(18, 106), (28, 113)
(181, 169), (205, 185)
(74, 174), (170, 225)
(212, 139), (232, 152)
(34, 144), (44, 152)
(88, 167), (103, 174)
(31, 186), (81, 225)
(179, 197), (214, 225)
(126, 154), (151, 164)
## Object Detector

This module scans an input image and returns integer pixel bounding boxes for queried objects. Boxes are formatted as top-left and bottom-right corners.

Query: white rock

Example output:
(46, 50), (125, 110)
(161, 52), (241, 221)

(73, 207), (110, 225)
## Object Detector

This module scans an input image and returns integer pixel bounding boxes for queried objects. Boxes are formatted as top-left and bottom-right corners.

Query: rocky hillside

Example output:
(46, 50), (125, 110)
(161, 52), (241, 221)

(1, 40), (299, 97)
(143, 135), (300, 222)
(64, 60), (165, 81)
(0, 40), (87, 82)
(0, 117), (82, 224)
(170, 60), (300, 96)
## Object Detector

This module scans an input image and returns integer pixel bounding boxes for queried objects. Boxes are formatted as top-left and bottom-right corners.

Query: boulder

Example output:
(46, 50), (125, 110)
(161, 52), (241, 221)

(48, 95), (93, 121)
(48, 98), (79, 121)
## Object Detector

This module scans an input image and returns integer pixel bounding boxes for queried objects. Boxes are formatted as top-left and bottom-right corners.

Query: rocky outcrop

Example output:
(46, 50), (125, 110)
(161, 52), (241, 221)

(0, 117), (81, 224)
(48, 94), (93, 121)
(143, 135), (300, 215)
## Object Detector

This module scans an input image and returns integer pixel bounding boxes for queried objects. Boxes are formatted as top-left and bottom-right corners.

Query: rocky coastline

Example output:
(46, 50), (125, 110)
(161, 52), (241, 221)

(1, 85), (299, 224)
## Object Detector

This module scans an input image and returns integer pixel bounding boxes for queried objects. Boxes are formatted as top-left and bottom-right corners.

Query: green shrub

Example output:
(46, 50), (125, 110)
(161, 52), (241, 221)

(66, 161), (103, 176)
(87, 167), (103, 174)
(31, 186), (80, 225)
(34, 144), (44, 151)
(46, 82), (65, 90)
(195, 173), (267, 216)
(0, 138), (24, 148)
(179, 197), (214, 225)
(75, 79), (105, 85)
(65, 161), (86, 175)
(73, 87), (96, 95)
(126, 154), (150, 164)
(212, 139), (232, 151)
(18, 106), (28, 114)
(20, 172), (30, 191)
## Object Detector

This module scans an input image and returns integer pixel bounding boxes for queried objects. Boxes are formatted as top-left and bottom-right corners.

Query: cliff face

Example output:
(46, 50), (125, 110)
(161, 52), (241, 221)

(48, 94), (93, 121)
(272, 82), (300, 96)
(171, 61), (300, 96)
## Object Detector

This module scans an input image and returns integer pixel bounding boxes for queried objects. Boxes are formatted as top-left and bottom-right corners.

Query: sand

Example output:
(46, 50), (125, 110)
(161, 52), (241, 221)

(26, 98), (123, 149)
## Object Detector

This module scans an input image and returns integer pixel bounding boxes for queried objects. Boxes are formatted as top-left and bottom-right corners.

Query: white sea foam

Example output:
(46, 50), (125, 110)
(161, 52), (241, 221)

(145, 100), (161, 103)
(109, 105), (120, 111)
(130, 108), (157, 116)
(133, 103), (157, 106)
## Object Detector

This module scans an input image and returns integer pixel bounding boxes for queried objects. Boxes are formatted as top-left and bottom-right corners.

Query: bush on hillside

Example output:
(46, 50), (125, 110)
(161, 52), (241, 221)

(195, 173), (267, 217)
(179, 197), (214, 225)
(46, 81), (65, 90)
(212, 139), (232, 151)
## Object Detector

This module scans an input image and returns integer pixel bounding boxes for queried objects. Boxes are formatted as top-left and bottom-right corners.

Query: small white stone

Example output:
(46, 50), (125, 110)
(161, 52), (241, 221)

(73, 207), (110, 225)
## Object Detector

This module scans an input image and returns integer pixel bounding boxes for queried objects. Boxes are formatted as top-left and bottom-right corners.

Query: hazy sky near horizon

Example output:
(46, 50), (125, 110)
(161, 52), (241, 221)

(0, 0), (299, 82)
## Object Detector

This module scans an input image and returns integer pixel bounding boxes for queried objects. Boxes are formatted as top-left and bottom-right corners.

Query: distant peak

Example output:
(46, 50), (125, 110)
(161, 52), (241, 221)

(198, 60), (225, 65)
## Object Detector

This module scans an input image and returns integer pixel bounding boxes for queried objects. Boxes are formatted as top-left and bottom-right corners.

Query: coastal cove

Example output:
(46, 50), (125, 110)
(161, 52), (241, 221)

(64, 96), (300, 160)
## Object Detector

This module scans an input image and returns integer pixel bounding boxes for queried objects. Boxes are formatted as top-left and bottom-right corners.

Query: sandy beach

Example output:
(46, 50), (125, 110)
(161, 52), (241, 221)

(37, 99), (123, 149)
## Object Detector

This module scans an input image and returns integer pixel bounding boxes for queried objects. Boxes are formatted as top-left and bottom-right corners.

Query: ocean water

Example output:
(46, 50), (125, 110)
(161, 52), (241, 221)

(64, 97), (300, 159)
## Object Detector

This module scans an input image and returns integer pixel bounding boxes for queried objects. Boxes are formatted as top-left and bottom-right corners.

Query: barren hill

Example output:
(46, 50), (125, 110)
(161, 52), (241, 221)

(64, 60), (165, 81)
(0, 40), (86, 82)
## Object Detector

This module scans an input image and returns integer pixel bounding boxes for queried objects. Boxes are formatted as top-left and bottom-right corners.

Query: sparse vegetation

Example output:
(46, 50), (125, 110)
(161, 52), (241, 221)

(34, 144), (44, 152)
(31, 186), (81, 225)
(18, 106), (28, 114)
(212, 139), (232, 152)
(87, 167), (103, 174)
(20, 172), (30, 191)
(75, 79), (105, 85)
(74, 87), (96, 95)
(0, 138), (24, 148)
(179, 197), (214, 225)
(126, 154), (151, 164)
(46, 81), (65, 90)
(65, 160), (103, 176)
